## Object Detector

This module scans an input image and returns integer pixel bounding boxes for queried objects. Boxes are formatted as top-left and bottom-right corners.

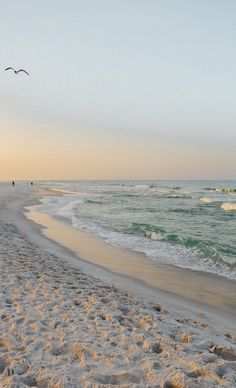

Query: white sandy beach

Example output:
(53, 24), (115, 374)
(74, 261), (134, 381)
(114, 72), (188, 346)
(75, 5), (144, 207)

(0, 184), (236, 387)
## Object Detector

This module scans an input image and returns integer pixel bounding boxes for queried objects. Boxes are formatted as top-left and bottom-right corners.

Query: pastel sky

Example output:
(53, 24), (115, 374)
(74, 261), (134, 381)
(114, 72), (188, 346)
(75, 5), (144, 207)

(0, 0), (236, 180)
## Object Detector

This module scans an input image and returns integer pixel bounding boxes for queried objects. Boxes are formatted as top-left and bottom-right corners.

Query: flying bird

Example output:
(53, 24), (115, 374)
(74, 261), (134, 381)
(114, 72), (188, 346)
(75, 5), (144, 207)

(5, 67), (30, 76)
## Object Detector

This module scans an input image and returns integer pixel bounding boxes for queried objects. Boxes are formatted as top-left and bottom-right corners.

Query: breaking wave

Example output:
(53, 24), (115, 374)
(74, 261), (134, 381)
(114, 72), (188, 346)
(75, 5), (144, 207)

(221, 203), (236, 211)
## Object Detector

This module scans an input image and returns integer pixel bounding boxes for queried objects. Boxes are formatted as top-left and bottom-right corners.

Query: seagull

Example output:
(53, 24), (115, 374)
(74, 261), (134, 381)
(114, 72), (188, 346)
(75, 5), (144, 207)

(5, 67), (30, 76)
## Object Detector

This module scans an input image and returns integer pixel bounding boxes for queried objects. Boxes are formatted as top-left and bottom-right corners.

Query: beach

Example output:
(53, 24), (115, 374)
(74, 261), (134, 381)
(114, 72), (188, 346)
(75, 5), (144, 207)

(0, 183), (236, 387)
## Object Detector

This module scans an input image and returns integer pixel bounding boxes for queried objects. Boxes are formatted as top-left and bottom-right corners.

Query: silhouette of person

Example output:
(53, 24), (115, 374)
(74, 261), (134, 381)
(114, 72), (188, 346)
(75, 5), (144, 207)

(31, 181), (33, 186)
(12, 181), (15, 187)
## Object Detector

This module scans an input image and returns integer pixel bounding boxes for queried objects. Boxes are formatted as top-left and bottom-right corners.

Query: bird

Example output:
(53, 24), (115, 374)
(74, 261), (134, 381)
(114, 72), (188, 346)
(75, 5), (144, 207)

(5, 67), (30, 75)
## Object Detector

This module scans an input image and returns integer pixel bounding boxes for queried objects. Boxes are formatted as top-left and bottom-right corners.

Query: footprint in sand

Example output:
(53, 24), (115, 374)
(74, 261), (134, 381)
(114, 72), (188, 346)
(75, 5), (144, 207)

(0, 357), (7, 374)
(96, 372), (140, 385)
(209, 345), (236, 361)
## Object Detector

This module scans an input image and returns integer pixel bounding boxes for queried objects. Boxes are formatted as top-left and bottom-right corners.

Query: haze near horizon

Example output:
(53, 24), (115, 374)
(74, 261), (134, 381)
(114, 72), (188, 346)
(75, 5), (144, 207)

(1, 1), (236, 180)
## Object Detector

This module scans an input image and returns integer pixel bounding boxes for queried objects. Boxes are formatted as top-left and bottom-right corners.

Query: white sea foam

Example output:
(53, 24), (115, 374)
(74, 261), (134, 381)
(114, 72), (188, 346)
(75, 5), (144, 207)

(57, 199), (83, 217)
(200, 197), (213, 203)
(36, 196), (83, 219)
(145, 231), (160, 240)
(221, 203), (236, 211)
(135, 184), (150, 190)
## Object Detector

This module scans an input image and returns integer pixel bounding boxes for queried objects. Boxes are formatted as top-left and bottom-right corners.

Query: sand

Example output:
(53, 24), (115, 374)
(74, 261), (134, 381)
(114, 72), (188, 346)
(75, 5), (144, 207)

(0, 183), (236, 387)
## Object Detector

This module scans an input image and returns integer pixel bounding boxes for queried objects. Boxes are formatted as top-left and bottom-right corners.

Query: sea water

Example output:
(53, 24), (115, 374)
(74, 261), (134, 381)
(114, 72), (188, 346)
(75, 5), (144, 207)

(36, 180), (236, 280)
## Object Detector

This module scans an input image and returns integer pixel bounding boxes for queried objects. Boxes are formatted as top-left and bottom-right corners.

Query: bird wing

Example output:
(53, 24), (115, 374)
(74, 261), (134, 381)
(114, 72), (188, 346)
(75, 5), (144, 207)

(17, 69), (30, 75)
(5, 67), (15, 71)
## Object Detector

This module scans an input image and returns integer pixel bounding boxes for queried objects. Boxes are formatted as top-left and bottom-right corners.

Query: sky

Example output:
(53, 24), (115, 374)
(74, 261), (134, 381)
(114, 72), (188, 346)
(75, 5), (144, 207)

(0, 0), (236, 180)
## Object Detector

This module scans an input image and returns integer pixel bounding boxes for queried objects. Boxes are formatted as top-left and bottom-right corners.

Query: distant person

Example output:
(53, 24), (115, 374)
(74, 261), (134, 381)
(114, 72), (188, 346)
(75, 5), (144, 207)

(31, 181), (33, 186)
(12, 181), (15, 187)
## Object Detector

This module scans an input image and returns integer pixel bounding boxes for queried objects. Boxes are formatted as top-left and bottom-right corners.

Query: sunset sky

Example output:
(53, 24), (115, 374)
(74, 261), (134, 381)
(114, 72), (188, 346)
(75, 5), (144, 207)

(1, 1), (236, 180)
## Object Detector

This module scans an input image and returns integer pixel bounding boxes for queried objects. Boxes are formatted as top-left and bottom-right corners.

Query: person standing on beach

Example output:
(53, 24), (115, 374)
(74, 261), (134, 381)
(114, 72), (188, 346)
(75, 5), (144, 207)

(31, 181), (33, 186)
(12, 181), (15, 187)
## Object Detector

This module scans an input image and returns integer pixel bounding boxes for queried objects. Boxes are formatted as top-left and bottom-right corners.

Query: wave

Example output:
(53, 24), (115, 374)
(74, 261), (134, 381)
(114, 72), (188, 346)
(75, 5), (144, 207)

(129, 223), (165, 240)
(70, 218), (236, 279)
(170, 207), (207, 215)
(86, 199), (104, 205)
(169, 185), (181, 190)
(36, 196), (83, 219)
(163, 234), (236, 268)
(135, 184), (151, 190)
(129, 223), (236, 269)
(204, 187), (236, 193)
(57, 199), (83, 217)
(200, 197), (214, 203)
(134, 184), (181, 192)
(221, 203), (236, 211)
(35, 185), (236, 281)
(215, 188), (236, 193)
(164, 233), (215, 252)
(165, 194), (192, 199)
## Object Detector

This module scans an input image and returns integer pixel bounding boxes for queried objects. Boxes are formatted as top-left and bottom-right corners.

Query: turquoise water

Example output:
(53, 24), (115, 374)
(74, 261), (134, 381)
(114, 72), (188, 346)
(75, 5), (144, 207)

(37, 180), (236, 280)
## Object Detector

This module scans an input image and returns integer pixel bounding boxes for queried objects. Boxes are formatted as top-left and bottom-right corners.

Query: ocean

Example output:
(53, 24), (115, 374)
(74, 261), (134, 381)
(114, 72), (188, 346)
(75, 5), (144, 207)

(36, 180), (236, 281)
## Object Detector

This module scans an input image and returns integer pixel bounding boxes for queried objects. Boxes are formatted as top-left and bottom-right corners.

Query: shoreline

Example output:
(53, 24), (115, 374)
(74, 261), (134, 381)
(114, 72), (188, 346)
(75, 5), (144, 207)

(1, 184), (236, 386)
(24, 190), (236, 328)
